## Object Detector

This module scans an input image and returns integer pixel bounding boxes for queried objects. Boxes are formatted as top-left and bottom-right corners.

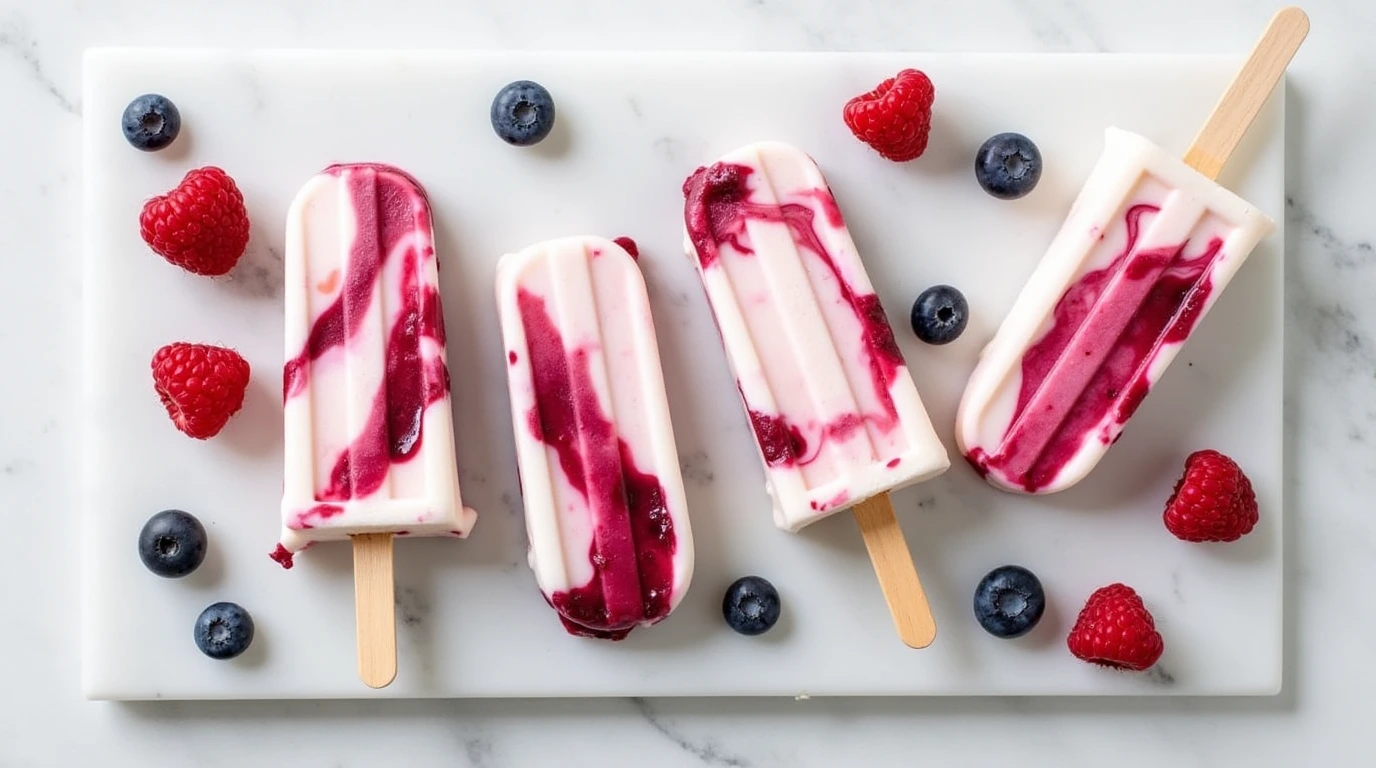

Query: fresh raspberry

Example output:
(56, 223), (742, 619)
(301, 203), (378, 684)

(1067, 583), (1164, 671)
(843, 69), (936, 162)
(151, 342), (252, 439)
(139, 167), (251, 276)
(1163, 450), (1259, 542)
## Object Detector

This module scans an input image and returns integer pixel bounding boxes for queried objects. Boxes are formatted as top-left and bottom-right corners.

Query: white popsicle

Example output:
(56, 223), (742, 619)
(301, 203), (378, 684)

(496, 235), (693, 640)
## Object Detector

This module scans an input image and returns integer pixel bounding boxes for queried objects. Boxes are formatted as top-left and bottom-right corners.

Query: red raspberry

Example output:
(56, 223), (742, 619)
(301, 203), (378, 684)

(140, 167), (251, 276)
(1067, 583), (1164, 671)
(843, 69), (936, 162)
(1163, 449), (1258, 542)
(151, 342), (252, 439)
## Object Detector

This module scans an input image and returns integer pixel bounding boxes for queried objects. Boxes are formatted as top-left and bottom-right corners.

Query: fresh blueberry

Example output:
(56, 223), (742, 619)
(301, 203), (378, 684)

(137, 509), (207, 578)
(975, 132), (1042, 200)
(194, 602), (255, 660)
(121, 94), (182, 152)
(910, 284), (969, 345)
(973, 565), (1046, 639)
(722, 576), (782, 636)
(490, 80), (557, 146)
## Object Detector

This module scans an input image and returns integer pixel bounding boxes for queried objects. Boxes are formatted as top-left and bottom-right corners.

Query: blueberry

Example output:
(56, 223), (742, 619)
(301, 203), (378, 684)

(975, 132), (1042, 200)
(722, 576), (782, 636)
(910, 284), (969, 345)
(194, 602), (255, 660)
(137, 509), (207, 578)
(490, 80), (556, 146)
(973, 565), (1046, 639)
(121, 94), (182, 152)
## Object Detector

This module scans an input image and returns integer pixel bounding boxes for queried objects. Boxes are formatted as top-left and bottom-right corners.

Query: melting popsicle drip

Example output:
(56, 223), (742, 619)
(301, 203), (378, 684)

(269, 543), (295, 570)
(968, 203), (1224, 491)
(684, 161), (906, 468)
(517, 289), (677, 640)
(281, 165), (451, 503)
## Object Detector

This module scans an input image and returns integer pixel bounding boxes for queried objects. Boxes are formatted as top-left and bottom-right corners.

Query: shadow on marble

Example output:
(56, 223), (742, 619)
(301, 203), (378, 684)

(219, 374), (281, 457)
(114, 686), (1296, 731)
(1276, 75), (1307, 714)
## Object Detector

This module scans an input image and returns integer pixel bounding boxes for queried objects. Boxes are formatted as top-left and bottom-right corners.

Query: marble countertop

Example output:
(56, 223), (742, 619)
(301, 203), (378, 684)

(2, 0), (1369, 764)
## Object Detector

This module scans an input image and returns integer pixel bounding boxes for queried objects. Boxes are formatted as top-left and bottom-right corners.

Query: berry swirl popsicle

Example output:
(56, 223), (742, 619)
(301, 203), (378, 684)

(496, 236), (694, 640)
(277, 163), (476, 686)
(683, 141), (948, 648)
(957, 8), (1307, 494)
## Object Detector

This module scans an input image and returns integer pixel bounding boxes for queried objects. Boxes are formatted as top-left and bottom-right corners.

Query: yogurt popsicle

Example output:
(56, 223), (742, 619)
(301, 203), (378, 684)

(957, 130), (1273, 493)
(683, 142), (949, 532)
(956, 8), (1306, 494)
(278, 164), (476, 558)
(683, 141), (947, 648)
(496, 236), (693, 640)
(277, 163), (475, 687)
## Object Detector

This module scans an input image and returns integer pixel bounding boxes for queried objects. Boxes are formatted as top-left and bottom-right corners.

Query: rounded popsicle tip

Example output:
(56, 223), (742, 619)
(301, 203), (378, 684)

(321, 162), (428, 197)
(286, 163), (434, 238)
(958, 445), (1092, 496)
(496, 235), (644, 297)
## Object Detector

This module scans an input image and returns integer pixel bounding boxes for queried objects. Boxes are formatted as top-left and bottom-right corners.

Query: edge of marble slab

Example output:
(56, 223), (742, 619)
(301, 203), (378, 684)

(81, 47), (1245, 61)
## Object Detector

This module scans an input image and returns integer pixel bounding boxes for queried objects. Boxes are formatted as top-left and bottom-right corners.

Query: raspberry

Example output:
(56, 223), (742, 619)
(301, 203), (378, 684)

(1067, 583), (1164, 671)
(151, 342), (252, 439)
(139, 166), (251, 276)
(842, 69), (936, 162)
(1163, 450), (1259, 542)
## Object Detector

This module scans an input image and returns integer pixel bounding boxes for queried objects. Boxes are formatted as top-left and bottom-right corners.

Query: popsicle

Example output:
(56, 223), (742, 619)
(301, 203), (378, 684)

(496, 236), (694, 640)
(683, 141), (949, 648)
(277, 163), (476, 687)
(957, 8), (1307, 494)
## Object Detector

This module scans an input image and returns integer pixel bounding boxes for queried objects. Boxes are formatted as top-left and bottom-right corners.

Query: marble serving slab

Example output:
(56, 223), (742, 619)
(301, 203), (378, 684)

(81, 49), (1283, 700)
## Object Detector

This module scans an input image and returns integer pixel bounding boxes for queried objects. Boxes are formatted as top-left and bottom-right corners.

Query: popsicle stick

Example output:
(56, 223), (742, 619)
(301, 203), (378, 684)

(1183, 6), (1309, 180)
(353, 533), (397, 689)
(852, 493), (937, 649)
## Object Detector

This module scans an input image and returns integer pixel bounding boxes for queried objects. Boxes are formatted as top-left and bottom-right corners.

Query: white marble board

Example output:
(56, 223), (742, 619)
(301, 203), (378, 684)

(81, 49), (1284, 700)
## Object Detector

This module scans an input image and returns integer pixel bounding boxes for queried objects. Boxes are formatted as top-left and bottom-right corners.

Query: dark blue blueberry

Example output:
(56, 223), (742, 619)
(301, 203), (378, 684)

(137, 509), (207, 578)
(722, 575), (781, 636)
(975, 132), (1042, 200)
(490, 80), (556, 146)
(973, 565), (1045, 639)
(910, 284), (969, 345)
(194, 602), (255, 660)
(121, 94), (182, 152)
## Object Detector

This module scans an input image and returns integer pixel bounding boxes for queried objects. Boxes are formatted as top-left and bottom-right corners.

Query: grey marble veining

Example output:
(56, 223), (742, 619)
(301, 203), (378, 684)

(1, 0), (1372, 765)
(0, 14), (79, 114)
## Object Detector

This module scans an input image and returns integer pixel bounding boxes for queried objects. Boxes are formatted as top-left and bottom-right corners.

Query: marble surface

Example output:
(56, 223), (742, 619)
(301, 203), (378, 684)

(1, 0), (1369, 764)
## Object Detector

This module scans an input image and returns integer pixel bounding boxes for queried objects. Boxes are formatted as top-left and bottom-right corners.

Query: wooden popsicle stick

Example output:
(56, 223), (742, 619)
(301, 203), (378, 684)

(353, 533), (398, 689)
(852, 493), (937, 649)
(1183, 6), (1309, 180)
